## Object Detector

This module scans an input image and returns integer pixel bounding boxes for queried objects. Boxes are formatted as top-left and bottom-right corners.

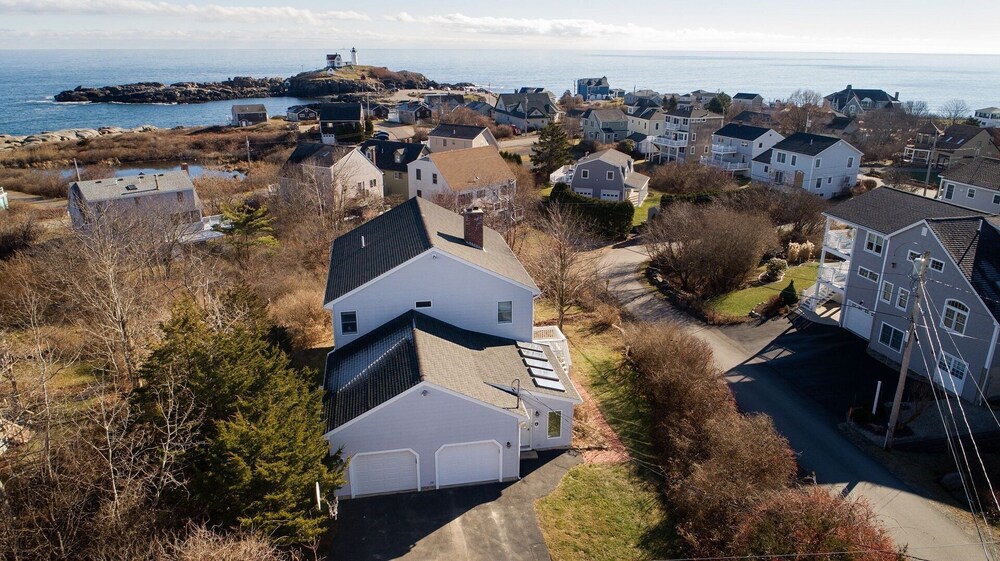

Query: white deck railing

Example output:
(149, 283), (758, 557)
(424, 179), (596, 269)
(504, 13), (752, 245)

(533, 325), (572, 372)
(824, 229), (854, 254)
(818, 262), (850, 290)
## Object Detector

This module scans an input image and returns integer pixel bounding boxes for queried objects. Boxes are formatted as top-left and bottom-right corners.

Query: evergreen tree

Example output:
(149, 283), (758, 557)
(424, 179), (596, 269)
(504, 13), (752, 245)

(134, 297), (344, 544)
(707, 93), (732, 115)
(531, 121), (574, 181)
(780, 280), (799, 306)
(213, 202), (278, 267)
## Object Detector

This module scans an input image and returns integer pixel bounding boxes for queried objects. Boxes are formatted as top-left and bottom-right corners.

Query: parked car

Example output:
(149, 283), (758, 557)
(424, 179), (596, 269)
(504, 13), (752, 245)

(373, 131), (390, 141)
(511, 125), (522, 135)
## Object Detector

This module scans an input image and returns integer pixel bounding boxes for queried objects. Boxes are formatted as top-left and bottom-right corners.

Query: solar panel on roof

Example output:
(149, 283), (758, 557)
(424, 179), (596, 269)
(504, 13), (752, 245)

(528, 367), (559, 381)
(516, 341), (544, 352)
(523, 357), (553, 370)
(533, 377), (566, 392)
(519, 348), (546, 360)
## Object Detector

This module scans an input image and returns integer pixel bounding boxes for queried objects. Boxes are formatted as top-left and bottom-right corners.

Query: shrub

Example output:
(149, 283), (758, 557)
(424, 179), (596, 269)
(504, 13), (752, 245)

(548, 182), (634, 239)
(780, 280), (799, 306)
(764, 258), (787, 282)
(787, 241), (815, 264)
(647, 162), (733, 194)
(755, 294), (785, 318)
(862, 178), (878, 190)
(0, 211), (38, 260)
(659, 191), (723, 207)
(499, 150), (522, 165)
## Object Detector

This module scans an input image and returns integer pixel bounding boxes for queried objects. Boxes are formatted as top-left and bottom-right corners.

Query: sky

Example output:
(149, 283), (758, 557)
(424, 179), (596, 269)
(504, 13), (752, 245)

(1, 0), (999, 54)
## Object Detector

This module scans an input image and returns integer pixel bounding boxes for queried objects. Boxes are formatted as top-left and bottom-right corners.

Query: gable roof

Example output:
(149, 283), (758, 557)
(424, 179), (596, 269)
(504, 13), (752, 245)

(578, 148), (631, 166)
(578, 77), (609, 86)
(319, 102), (363, 122)
(940, 157), (1000, 191)
(771, 132), (843, 157)
(753, 148), (773, 164)
(71, 171), (197, 203)
(496, 92), (558, 117)
(824, 187), (985, 234)
(731, 110), (774, 125)
(358, 140), (427, 173)
(429, 123), (489, 140)
(581, 108), (626, 122)
(232, 103), (266, 113)
(324, 197), (537, 305)
(285, 142), (353, 167)
(713, 123), (774, 141)
(937, 124), (989, 151)
(425, 146), (515, 192)
(665, 107), (722, 119)
(630, 107), (665, 121)
(926, 217), (1000, 322)
(323, 310), (579, 432)
(824, 86), (898, 105)
(733, 92), (762, 100)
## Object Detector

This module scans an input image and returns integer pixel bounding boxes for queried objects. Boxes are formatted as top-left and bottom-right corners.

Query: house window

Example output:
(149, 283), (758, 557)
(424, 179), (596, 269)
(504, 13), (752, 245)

(607, 171), (614, 180)
(880, 281), (894, 303)
(763, 165), (769, 173)
(704, 146), (709, 154)
(394, 172), (402, 180)
(938, 352), (968, 381)
(815, 159), (822, 168)
(741, 141), (749, 148)
(547, 411), (562, 438)
(907, 250), (920, 261)
(415, 301), (432, 308)
(777, 152), (787, 163)
(930, 259), (945, 272)
(968, 188), (976, 199)
(944, 183), (954, 199)
(176, 192), (184, 202)
(896, 288), (910, 311)
(416, 169), (422, 181)
(581, 169), (589, 179)
(858, 267), (879, 283)
(758, 142), (763, 148)
(498, 301), (513, 324)
(993, 194), (1000, 205)
(848, 157), (855, 168)
(369, 179), (377, 189)
(864, 232), (884, 255)
(691, 133), (696, 142)
(340, 311), (358, 334)
(416, 190), (423, 197)
(941, 299), (969, 334)
(791, 155), (797, 166)
(878, 323), (905, 352)
(815, 178), (823, 189)
(432, 173), (438, 185)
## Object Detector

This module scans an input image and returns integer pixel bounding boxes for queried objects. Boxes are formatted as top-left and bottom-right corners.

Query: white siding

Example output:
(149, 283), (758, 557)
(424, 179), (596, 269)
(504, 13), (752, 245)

(328, 383), (522, 497)
(520, 393), (576, 450)
(408, 159), (449, 199)
(330, 250), (536, 344)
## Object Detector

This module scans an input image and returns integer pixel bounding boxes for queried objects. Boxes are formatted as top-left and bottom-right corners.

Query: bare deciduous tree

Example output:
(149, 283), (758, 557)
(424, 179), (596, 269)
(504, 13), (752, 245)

(941, 99), (970, 125)
(773, 89), (828, 135)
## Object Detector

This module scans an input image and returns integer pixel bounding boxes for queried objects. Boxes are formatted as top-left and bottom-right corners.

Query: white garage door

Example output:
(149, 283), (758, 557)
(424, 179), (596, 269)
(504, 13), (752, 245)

(843, 301), (874, 339)
(573, 188), (593, 197)
(350, 449), (419, 498)
(436, 441), (502, 489)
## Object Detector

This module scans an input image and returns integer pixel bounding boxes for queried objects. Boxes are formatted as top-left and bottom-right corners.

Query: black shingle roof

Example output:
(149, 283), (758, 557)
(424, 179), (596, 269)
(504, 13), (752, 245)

(926, 218), (1000, 322)
(319, 102), (363, 122)
(731, 110), (773, 125)
(358, 140), (426, 173)
(824, 187), (985, 234)
(771, 132), (842, 156)
(938, 124), (989, 150)
(428, 123), (489, 140)
(286, 142), (350, 166)
(323, 310), (580, 432)
(733, 92), (761, 100)
(940, 157), (1000, 191)
(713, 123), (773, 141)
(324, 197), (538, 305)
(753, 149), (772, 164)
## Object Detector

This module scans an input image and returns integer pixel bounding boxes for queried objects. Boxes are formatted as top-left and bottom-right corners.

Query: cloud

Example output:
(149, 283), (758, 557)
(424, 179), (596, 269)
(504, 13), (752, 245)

(0, 0), (370, 23)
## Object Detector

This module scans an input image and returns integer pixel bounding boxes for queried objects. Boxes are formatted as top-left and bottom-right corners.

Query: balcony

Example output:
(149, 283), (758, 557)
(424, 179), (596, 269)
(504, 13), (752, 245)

(663, 121), (682, 131)
(823, 228), (854, 256)
(711, 144), (738, 155)
(701, 156), (749, 171)
(652, 136), (687, 148)
(817, 261), (849, 291)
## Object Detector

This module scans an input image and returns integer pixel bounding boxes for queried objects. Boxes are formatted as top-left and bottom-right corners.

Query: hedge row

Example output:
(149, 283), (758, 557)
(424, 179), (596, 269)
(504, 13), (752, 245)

(549, 182), (634, 239)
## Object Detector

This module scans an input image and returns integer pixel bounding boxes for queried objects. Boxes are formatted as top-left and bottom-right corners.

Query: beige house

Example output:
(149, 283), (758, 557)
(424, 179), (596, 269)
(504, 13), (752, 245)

(358, 139), (429, 200)
(427, 124), (499, 153)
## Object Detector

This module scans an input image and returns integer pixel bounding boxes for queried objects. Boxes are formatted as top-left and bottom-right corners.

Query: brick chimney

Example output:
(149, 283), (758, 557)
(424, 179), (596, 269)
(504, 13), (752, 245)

(180, 162), (190, 175)
(462, 205), (485, 249)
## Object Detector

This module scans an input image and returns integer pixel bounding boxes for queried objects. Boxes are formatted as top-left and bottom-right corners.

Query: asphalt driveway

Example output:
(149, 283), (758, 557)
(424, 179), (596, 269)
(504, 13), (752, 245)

(328, 451), (580, 561)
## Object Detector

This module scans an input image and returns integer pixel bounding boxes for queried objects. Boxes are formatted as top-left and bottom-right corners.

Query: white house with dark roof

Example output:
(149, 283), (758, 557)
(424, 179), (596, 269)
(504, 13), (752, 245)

(808, 187), (1000, 403)
(322, 197), (580, 497)
(279, 143), (383, 204)
(974, 107), (1000, 128)
(319, 102), (365, 144)
(702, 123), (783, 177)
(937, 157), (1000, 213)
(427, 123), (498, 153)
(750, 132), (862, 198)
(731, 93), (764, 112)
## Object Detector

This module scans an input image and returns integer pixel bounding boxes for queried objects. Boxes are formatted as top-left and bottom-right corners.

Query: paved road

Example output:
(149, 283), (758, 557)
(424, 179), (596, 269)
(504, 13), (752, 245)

(600, 243), (990, 561)
(330, 451), (580, 561)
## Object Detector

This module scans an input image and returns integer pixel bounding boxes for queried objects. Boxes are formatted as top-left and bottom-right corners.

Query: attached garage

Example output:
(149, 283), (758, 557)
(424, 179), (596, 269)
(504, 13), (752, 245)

(436, 441), (502, 489)
(349, 449), (419, 498)
(843, 300), (874, 340)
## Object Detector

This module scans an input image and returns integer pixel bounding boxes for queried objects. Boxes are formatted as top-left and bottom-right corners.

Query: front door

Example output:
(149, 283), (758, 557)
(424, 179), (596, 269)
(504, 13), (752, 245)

(520, 417), (532, 450)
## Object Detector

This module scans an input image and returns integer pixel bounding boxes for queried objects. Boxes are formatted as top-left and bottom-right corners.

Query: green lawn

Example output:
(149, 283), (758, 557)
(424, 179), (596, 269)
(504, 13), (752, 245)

(536, 464), (673, 561)
(633, 190), (663, 226)
(706, 262), (819, 317)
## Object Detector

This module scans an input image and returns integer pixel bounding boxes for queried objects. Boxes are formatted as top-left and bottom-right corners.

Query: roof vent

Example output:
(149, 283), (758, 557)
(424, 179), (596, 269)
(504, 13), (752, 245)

(361, 235), (366, 249)
(125, 184), (138, 191)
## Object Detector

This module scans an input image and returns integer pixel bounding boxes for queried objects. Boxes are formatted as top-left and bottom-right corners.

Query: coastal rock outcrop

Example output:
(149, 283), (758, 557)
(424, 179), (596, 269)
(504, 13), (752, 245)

(54, 77), (286, 104)
(0, 126), (158, 151)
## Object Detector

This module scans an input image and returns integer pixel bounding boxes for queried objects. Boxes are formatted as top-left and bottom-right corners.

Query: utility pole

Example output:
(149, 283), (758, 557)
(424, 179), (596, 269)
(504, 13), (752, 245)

(245, 136), (251, 168)
(884, 251), (930, 451)
(73, 158), (81, 181)
(922, 131), (940, 197)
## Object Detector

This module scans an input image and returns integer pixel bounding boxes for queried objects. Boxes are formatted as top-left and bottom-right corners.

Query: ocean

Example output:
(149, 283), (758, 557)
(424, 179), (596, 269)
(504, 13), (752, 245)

(1, 49), (999, 136)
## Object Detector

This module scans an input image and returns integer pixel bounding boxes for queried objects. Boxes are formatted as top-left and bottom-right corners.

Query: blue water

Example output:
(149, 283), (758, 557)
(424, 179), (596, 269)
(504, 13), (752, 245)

(2, 49), (999, 136)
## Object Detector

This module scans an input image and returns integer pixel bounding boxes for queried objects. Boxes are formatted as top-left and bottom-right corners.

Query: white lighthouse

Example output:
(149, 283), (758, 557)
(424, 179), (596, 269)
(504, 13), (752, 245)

(350, 47), (358, 66)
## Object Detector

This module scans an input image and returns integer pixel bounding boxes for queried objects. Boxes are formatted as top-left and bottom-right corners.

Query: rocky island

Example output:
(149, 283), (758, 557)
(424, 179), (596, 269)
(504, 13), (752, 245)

(54, 65), (467, 104)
